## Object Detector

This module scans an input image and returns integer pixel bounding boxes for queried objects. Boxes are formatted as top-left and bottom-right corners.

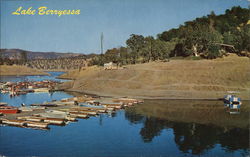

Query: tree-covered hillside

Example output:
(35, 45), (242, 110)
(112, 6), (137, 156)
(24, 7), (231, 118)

(91, 6), (250, 66)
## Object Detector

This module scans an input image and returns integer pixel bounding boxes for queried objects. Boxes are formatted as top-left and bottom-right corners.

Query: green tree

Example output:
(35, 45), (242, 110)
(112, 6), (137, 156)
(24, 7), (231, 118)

(181, 24), (223, 58)
(126, 34), (145, 64)
(154, 39), (176, 60)
(142, 36), (154, 62)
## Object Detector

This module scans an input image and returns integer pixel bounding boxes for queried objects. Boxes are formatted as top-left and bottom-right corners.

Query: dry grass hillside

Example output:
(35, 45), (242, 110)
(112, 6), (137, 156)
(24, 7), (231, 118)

(59, 54), (250, 99)
(0, 65), (48, 76)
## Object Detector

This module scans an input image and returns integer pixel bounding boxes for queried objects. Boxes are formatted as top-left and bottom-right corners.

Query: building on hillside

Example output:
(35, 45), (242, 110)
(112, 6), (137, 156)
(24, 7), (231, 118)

(104, 62), (118, 70)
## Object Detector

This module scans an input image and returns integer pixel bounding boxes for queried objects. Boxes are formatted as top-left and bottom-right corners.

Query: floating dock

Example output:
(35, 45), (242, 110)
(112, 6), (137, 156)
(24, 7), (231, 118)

(0, 96), (142, 130)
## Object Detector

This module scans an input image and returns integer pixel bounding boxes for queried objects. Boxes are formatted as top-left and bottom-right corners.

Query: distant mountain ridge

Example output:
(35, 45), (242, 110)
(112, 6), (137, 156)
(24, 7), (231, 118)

(0, 49), (83, 60)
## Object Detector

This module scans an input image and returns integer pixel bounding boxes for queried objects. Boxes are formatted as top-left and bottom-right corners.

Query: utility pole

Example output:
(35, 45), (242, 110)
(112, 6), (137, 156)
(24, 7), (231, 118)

(101, 32), (104, 54)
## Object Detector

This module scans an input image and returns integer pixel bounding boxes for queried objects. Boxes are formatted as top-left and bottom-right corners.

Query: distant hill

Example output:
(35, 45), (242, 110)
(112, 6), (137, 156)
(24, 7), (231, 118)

(0, 49), (99, 70)
(0, 49), (83, 60)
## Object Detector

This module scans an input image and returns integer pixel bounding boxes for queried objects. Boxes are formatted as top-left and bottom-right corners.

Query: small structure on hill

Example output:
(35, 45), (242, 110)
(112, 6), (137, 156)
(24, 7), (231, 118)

(104, 62), (118, 70)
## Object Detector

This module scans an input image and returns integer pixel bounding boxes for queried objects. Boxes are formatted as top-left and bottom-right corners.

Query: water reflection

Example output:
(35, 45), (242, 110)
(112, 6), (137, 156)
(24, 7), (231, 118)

(125, 100), (250, 156)
(140, 117), (166, 143)
(124, 109), (144, 124)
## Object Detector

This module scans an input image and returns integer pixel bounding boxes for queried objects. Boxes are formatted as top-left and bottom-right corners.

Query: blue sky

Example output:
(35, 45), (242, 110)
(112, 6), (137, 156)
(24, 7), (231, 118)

(0, 0), (249, 54)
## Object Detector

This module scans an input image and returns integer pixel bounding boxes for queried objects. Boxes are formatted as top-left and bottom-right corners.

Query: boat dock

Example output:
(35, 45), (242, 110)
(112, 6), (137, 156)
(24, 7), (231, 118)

(0, 96), (143, 130)
(0, 80), (59, 97)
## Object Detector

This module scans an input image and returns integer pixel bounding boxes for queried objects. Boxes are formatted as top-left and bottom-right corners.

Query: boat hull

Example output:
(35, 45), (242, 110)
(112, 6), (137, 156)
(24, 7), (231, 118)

(0, 109), (19, 114)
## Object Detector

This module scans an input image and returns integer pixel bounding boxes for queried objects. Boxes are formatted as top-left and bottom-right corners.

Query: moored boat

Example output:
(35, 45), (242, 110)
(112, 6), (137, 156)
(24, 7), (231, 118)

(25, 121), (49, 129)
(69, 112), (89, 118)
(1, 119), (26, 126)
(223, 95), (242, 113)
(0, 106), (19, 114)
(17, 116), (65, 125)
(72, 108), (98, 115)
(38, 111), (77, 122)
(113, 98), (143, 104)
(33, 88), (50, 92)
(30, 103), (57, 107)
(101, 102), (124, 108)
(78, 106), (107, 113)
(17, 116), (43, 122)
(0, 102), (8, 106)
(43, 117), (65, 125)
(18, 107), (33, 112)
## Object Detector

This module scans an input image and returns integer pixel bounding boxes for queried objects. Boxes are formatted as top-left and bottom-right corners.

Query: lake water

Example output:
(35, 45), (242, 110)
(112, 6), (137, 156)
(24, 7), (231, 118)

(0, 71), (67, 82)
(0, 72), (249, 157)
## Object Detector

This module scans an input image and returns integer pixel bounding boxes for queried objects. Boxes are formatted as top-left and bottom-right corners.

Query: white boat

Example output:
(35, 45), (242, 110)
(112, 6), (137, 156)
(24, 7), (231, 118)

(18, 107), (33, 112)
(0, 102), (8, 106)
(69, 112), (88, 118)
(1, 119), (26, 126)
(40, 111), (77, 121)
(25, 121), (49, 129)
(33, 88), (49, 92)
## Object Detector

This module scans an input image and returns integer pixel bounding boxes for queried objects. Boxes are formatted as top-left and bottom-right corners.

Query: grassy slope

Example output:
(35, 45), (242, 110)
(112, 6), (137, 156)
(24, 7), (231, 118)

(0, 65), (48, 76)
(59, 54), (250, 99)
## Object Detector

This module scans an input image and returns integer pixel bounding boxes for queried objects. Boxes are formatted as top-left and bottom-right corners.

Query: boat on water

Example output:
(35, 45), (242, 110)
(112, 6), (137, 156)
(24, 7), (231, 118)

(33, 88), (50, 93)
(74, 109), (98, 115)
(0, 106), (19, 114)
(113, 98), (144, 104)
(17, 116), (65, 125)
(101, 102), (123, 109)
(18, 107), (33, 112)
(30, 103), (57, 107)
(0, 102), (8, 106)
(223, 95), (242, 113)
(42, 110), (77, 121)
(1, 119), (26, 126)
(69, 112), (89, 118)
(1, 118), (49, 129)
(37, 113), (77, 122)
(25, 121), (49, 129)
(78, 104), (107, 113)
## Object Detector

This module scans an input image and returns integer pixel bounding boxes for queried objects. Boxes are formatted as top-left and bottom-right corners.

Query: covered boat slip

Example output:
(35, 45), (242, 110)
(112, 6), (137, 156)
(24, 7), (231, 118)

(35, 112), (77, 121)
(0, 96), (142, 130)
(17, 116), (65, 125)
(0, 118), (49, 129)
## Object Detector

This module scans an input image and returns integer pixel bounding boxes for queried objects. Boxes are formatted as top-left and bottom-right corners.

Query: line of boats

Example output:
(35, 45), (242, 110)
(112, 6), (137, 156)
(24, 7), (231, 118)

(0, 96), (144, 130)
(0, 80), (59, 96)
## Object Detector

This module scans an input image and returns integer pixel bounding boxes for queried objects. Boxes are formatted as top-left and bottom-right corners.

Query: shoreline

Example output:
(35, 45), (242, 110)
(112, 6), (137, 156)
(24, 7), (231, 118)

(44, 69), (69, 72)
(57, 55), (250, 101)
(64, 88), (250, 101)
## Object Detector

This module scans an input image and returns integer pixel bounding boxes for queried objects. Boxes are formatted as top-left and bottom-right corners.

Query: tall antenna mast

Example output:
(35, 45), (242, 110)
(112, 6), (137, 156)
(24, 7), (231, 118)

(101, 32), (104, 54)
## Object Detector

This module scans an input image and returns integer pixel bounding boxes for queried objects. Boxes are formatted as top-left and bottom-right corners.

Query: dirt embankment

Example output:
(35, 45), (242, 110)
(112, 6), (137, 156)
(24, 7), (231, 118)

(58, 54), (250, 99)
(0, 65), (48, 76)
